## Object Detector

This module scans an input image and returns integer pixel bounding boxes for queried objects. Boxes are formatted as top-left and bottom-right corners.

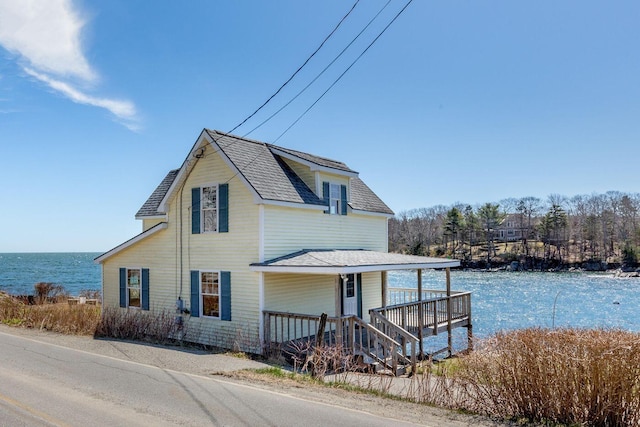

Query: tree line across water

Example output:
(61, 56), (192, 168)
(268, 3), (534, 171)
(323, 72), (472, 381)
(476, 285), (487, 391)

(388, 191), (640, 270)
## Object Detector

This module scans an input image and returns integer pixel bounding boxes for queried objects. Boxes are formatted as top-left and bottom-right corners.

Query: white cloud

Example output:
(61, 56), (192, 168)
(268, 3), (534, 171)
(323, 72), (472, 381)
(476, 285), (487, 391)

(0, 0), (140, 129)
(0, 0), (95, 82)
(25, 68), (139, 131)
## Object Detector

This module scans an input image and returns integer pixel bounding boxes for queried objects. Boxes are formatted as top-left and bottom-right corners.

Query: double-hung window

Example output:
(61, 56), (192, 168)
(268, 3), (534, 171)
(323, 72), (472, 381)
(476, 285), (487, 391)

(322, 181), (348, 216)
(190, 270), (231, 320)
(119, 268), (149, 310)
(202, 186), (218, 232)
(192, 183), (229, 233)
(127, 268), (141, 308)
(200, 271), (220, 318)
(329, 183), (341, 215)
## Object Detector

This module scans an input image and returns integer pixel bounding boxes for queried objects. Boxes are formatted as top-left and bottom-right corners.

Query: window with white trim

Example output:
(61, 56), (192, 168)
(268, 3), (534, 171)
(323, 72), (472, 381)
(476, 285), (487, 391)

(201, 271), (220, 318)
(127, 268), (141, 308)
(202, 186), (218, 232)
(329, 183), (341, 215)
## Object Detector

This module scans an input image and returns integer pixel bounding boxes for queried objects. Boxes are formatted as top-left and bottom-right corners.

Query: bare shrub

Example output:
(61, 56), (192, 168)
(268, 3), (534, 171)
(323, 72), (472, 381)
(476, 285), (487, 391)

(455, 328), (640, 426)
(34, 282), (68, 304)
(285, 340), (358, 380)
(95, 307), (185, 344)
(78, 288), (101, 300)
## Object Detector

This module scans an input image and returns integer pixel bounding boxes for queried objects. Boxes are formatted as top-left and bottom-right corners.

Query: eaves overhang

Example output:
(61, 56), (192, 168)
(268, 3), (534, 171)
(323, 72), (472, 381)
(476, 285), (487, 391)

(250, 249), (460, 275)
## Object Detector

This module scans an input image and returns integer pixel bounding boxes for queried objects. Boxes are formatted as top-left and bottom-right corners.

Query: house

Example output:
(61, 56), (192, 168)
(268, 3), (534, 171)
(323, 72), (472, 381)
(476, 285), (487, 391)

(495, 214), (523, 242)
(95, 129), (471, 369)
(494, 213), (539, 242)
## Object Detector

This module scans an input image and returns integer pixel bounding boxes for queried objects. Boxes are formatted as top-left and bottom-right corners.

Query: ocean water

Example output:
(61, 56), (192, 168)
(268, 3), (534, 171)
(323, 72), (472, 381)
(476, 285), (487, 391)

(1, 253), (637, 341)
(389, 269), (640, 353)
(0, 253), (101, 296)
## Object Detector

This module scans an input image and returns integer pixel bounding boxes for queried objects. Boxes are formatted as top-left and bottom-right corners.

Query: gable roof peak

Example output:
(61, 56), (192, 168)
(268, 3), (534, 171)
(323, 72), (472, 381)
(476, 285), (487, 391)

(206, 129), (357, 175)
(141, 128), (393, 217)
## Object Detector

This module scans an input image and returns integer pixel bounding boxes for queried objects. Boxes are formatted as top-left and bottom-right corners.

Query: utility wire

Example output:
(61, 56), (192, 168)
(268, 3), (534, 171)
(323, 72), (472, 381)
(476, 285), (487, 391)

(177, 0), (413, 202)
(273, 0), (414, 144)
(227, 0), (361, 135)
(242, 0), (393, 138)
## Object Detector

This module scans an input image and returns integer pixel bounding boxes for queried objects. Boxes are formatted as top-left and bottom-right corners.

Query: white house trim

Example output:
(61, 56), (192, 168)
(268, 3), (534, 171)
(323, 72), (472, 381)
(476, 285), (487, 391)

(134, 214), (168, 221)
(249, 249), (460, 274)
(258, 199), (327, 211)
(249, 262), (459, 275)
(349, 209), (394, 218)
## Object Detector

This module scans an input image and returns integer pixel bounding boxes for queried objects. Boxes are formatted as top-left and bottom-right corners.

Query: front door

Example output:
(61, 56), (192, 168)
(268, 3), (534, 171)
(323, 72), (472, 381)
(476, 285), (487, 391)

(342, 274), (358, 316)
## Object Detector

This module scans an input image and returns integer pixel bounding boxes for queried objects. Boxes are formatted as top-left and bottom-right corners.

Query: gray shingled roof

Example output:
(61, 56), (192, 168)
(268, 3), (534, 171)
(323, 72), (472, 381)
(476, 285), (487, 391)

(349, 176), (393, 215)
(136, 169), (179, 217)
(268, 144), (356, 173)
(250, 249), (460, 273)
(209, 130), (323, 205)
(137, 130), (394, 217)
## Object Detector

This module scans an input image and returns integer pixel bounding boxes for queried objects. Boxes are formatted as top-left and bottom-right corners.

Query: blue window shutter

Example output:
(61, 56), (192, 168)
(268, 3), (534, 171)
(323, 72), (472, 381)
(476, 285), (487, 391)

(340, 184), (348, 216)
(119, 268), (126, 308)
(357, 273), (362, 318)
(190, 270), (200, 317)
(322, 181), (330, 214)
(141, 268), (150, 310)
(221, 271), (231, 321)
(191, 188), (201, 234)
(219, 183), (229, 233)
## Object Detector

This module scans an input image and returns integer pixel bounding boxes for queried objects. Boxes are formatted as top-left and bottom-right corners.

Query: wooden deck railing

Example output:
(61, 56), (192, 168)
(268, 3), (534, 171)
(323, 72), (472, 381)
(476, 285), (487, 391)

(372, 292), (472, 336)
(263, 310), (410, 373)
(263, 291), (471, 373)
(387, 288), (466, 305)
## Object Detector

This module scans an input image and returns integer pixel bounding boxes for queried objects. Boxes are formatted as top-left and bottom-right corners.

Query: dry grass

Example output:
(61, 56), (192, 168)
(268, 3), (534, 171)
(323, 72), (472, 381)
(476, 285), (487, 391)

(0, 293), (100, 334)
(291, 328), (640, 426)
(453, 328), (640, 426)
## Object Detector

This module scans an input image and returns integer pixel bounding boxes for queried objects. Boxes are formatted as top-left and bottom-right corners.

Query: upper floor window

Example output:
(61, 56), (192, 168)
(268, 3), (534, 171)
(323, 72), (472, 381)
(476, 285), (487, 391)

(323, 181), (348, 216)
(202, 186), (218, 232)
(192, 183), (229, 234)
(329, 183), (341, 215)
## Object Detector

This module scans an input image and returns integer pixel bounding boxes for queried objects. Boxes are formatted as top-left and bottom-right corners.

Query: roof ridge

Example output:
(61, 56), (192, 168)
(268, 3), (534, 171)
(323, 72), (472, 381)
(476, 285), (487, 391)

(267, 143), (344, 165)
(206, 129), (267, 148)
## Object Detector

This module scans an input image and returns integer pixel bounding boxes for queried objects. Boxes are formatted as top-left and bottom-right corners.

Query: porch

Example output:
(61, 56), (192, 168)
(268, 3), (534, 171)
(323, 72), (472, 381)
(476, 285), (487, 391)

(251, 249), (471, 375)
(263, 280), (472, 375)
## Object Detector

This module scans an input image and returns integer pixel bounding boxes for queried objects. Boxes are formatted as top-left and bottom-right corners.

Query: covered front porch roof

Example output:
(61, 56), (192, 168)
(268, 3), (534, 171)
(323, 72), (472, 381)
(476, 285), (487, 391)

(249, 249), (460, 274)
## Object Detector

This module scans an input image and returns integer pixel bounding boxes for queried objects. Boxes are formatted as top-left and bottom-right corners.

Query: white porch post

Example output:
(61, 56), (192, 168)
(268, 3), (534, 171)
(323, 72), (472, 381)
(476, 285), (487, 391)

(258, 272), (264, 352)
(381, 271), (387, 309)
(258, 205), (265, 352)
(417, 269), (424, 358)
(446, 267), (452, 356)
(335, 276), (342, 317)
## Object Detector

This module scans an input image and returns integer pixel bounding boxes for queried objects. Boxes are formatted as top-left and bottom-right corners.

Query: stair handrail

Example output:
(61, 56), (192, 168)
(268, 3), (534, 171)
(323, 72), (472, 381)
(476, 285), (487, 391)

(368, 309), (419, 372)
(350, 316), (404, 375)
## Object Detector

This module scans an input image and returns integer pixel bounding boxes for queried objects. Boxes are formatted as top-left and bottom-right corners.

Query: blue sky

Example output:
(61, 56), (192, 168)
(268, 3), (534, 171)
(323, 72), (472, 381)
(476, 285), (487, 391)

(1, 1), (638, 252)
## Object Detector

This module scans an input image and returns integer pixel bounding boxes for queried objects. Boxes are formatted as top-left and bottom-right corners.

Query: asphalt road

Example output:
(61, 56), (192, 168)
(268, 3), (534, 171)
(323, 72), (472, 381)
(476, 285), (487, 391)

(0, 331), (426, 427)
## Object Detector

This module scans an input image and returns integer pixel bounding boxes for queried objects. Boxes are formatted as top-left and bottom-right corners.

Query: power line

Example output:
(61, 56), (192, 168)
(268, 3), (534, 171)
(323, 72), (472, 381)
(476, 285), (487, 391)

(172, 1), (414, 201)
(273, 0), (414, 144)
(227, 0), (361, 135)
(242, 0), (393, 138)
